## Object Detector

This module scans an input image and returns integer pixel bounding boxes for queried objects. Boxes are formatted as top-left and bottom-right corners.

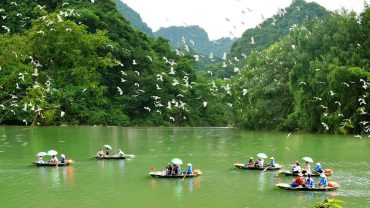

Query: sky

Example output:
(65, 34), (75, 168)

(121, 0), (368, 40)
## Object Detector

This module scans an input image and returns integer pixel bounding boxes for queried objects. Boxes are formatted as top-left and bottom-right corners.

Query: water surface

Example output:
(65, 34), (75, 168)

(0, 126), (369, 208)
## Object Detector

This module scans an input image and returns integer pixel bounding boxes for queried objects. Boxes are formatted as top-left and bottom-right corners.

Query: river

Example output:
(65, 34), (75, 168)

(0, 126), (369, 207)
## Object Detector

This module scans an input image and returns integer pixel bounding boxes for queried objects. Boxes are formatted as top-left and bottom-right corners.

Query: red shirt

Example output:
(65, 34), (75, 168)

(294, 177), (305, 185)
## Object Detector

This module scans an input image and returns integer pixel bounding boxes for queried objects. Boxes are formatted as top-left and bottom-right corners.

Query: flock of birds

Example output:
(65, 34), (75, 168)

(0, 1), (369, 138)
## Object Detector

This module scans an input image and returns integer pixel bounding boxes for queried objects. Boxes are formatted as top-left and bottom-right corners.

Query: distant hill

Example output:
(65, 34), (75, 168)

(154, 25), (235, 58)
(230, 0), (329, 59)
(114, 0), (153, 35)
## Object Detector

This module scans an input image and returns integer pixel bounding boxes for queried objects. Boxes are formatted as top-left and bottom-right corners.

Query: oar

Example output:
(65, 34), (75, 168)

(181, 172), (188, 181)
(262, 164), (271, 173)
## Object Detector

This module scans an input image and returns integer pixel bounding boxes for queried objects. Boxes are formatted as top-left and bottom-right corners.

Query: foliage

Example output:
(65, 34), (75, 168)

(312, 198), (344, 208)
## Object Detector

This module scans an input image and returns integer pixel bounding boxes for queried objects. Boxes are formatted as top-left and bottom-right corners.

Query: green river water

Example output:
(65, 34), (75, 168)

(0, 126), (369, 208)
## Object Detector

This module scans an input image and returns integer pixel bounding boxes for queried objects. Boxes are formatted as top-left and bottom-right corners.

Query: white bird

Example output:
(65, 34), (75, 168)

(242, 89), (248, 96)
(342, 82), (350, 87)
(146, 55), (152, 62)
(134, 71), (140, 76)
(321, 122), (329, 131)
(121, 78), (126, 83)
(2, 25), (10, 33)
(144, 107), (151, 112)
(287, 133), (291, 138)
(106, 45), (113, 49)
(36, 30), (44, 34)
(62, 2), (69, 7)
(291, 45), (296, 50)
(299, 81), (306, 86)
(61, 111), (65, 117)
(91, 0), (95, 3)
(169, 67), (176, 75)
(32, 68), (39, 77)
(169, 116), (175, 122)
(134, 83), (139, 88)
(117, 87), (123, 95)
(334, 101), (341, 106)
(167, 102), (172, 109)
(250, 37), (255, 45)
(10, 2), (17, 6)
(156, 84), (162, 90)
(132, 60), (138, 65)
(156, 74), (163, 81)
(359, 98), (366, 105)
(66, 28), (72, 32)
(354, 135), (362, 139)
(203, 101), (208, 107)
(329, 90), (335, 96)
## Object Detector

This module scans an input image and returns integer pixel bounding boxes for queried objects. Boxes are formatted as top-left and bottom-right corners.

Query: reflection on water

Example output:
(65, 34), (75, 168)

(63, 166), (75, 187)
(174, 180), (183, 200)
(37, 166), (75, 189)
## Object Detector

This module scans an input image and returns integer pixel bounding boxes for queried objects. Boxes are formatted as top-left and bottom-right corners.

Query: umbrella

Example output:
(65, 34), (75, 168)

(302, 157), (314, 163)
(171, 158), (183, 165)
(104, 144), (112, 150)
(47, 150), (58, 156)
(257, 153), (268, 159)
(36, 152), (47, 157)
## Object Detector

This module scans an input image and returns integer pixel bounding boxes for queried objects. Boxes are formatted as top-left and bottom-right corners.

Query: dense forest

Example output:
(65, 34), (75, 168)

(0, 0), (369, 135)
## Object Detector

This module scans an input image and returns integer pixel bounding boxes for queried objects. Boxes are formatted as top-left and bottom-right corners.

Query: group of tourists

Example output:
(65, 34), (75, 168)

(165, 163), (193, 176)
(290, 161), (329, 188)
(291, 172), (328, 188)
(248, 156), (275, 168)
(96, 148), (125, 157)
(37, 154), (67, 164)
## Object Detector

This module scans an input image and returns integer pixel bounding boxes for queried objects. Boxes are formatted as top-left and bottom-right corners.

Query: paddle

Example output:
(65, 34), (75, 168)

(181, 172), (188, 181)
(262, 164), (270, 173)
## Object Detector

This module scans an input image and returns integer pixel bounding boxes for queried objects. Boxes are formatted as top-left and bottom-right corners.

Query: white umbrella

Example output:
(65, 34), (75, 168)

(171, 158), (183, 165)
(36, 152), (47, 157)
(257, 153), (268, 159)
(104, 144), (112, 150)
(47, 150), (58, 156)
(302, 157), (314, 163)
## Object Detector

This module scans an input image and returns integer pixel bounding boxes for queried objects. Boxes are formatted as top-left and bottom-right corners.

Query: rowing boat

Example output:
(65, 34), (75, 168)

(33, 160), (73, 166)
(149, 170), (202, 178)
(276, 183), (339, 191)
(278, 169), (333, 177)
(234, 163), (282, 170)
(94, 154), (135, 160)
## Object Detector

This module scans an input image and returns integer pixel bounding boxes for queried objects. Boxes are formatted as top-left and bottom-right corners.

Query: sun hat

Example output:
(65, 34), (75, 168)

(316, 163), (321, 166)
(61, 154), (65, 158)
(270, 157), (274, 159)
(250, 157), (253, 159)
(187, 163), (192, 166)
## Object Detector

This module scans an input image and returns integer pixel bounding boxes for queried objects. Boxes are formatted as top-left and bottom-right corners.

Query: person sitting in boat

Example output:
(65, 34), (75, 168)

(255, 158), (264, 168)
(302, 161), (311, 174)
(318, 173), (328, 188)
(117, 149), (125, 157)
(186, 163), (193, 174)
(305, 174), (315, 188)
(60, 154), (66, 163)
(165, 163), (172, 176)
(269, 157), (276, 167)
(291, 172), (306, 187)
(37, 156), (44, 164)
(105, 147), (110, 156)
(50, 155), (58, 164)
(248, 157), (254, 167)
(314, 163), (323, 173)
(172, 164), (179, 176)
(291, 161), (302, 173)
(97, 149), (104, 157)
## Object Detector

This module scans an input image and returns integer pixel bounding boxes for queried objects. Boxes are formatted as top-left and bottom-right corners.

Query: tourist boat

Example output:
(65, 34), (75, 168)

(33, 160), (73, 166)
(278, 169), (333, 177)
(276, 183), (339, 191)
(234, 163), (283, 170)
(149, 170), (202, 178)
(94, 154), (135, 160)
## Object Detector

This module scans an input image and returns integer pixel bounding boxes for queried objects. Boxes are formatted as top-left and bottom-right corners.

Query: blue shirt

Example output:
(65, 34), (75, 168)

(319, 177), (328, 187)
(315, 165), (323, 173)
(187, 166), (193, 174)
(305, 178), (315, 188)
(270, 159), (275, 167)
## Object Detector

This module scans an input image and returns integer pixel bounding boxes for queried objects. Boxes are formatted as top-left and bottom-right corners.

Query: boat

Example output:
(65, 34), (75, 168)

(94, 154), (135, 160)
(278, 169), (333, 177)
(234, 163), (283, 170)
(33, 160), (73, 167)
(149, 170), (202, 178)
(276, 183), (339, 191)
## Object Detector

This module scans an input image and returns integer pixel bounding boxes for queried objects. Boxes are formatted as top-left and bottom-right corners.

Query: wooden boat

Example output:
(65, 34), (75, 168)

(276, 183), (339, 191)
(94, 154), (135, 160)
(149, 170), (202, 178)
(278, 169), (333, 177)
(234, 163), (282, 170)
(33, 160), (73, 167)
